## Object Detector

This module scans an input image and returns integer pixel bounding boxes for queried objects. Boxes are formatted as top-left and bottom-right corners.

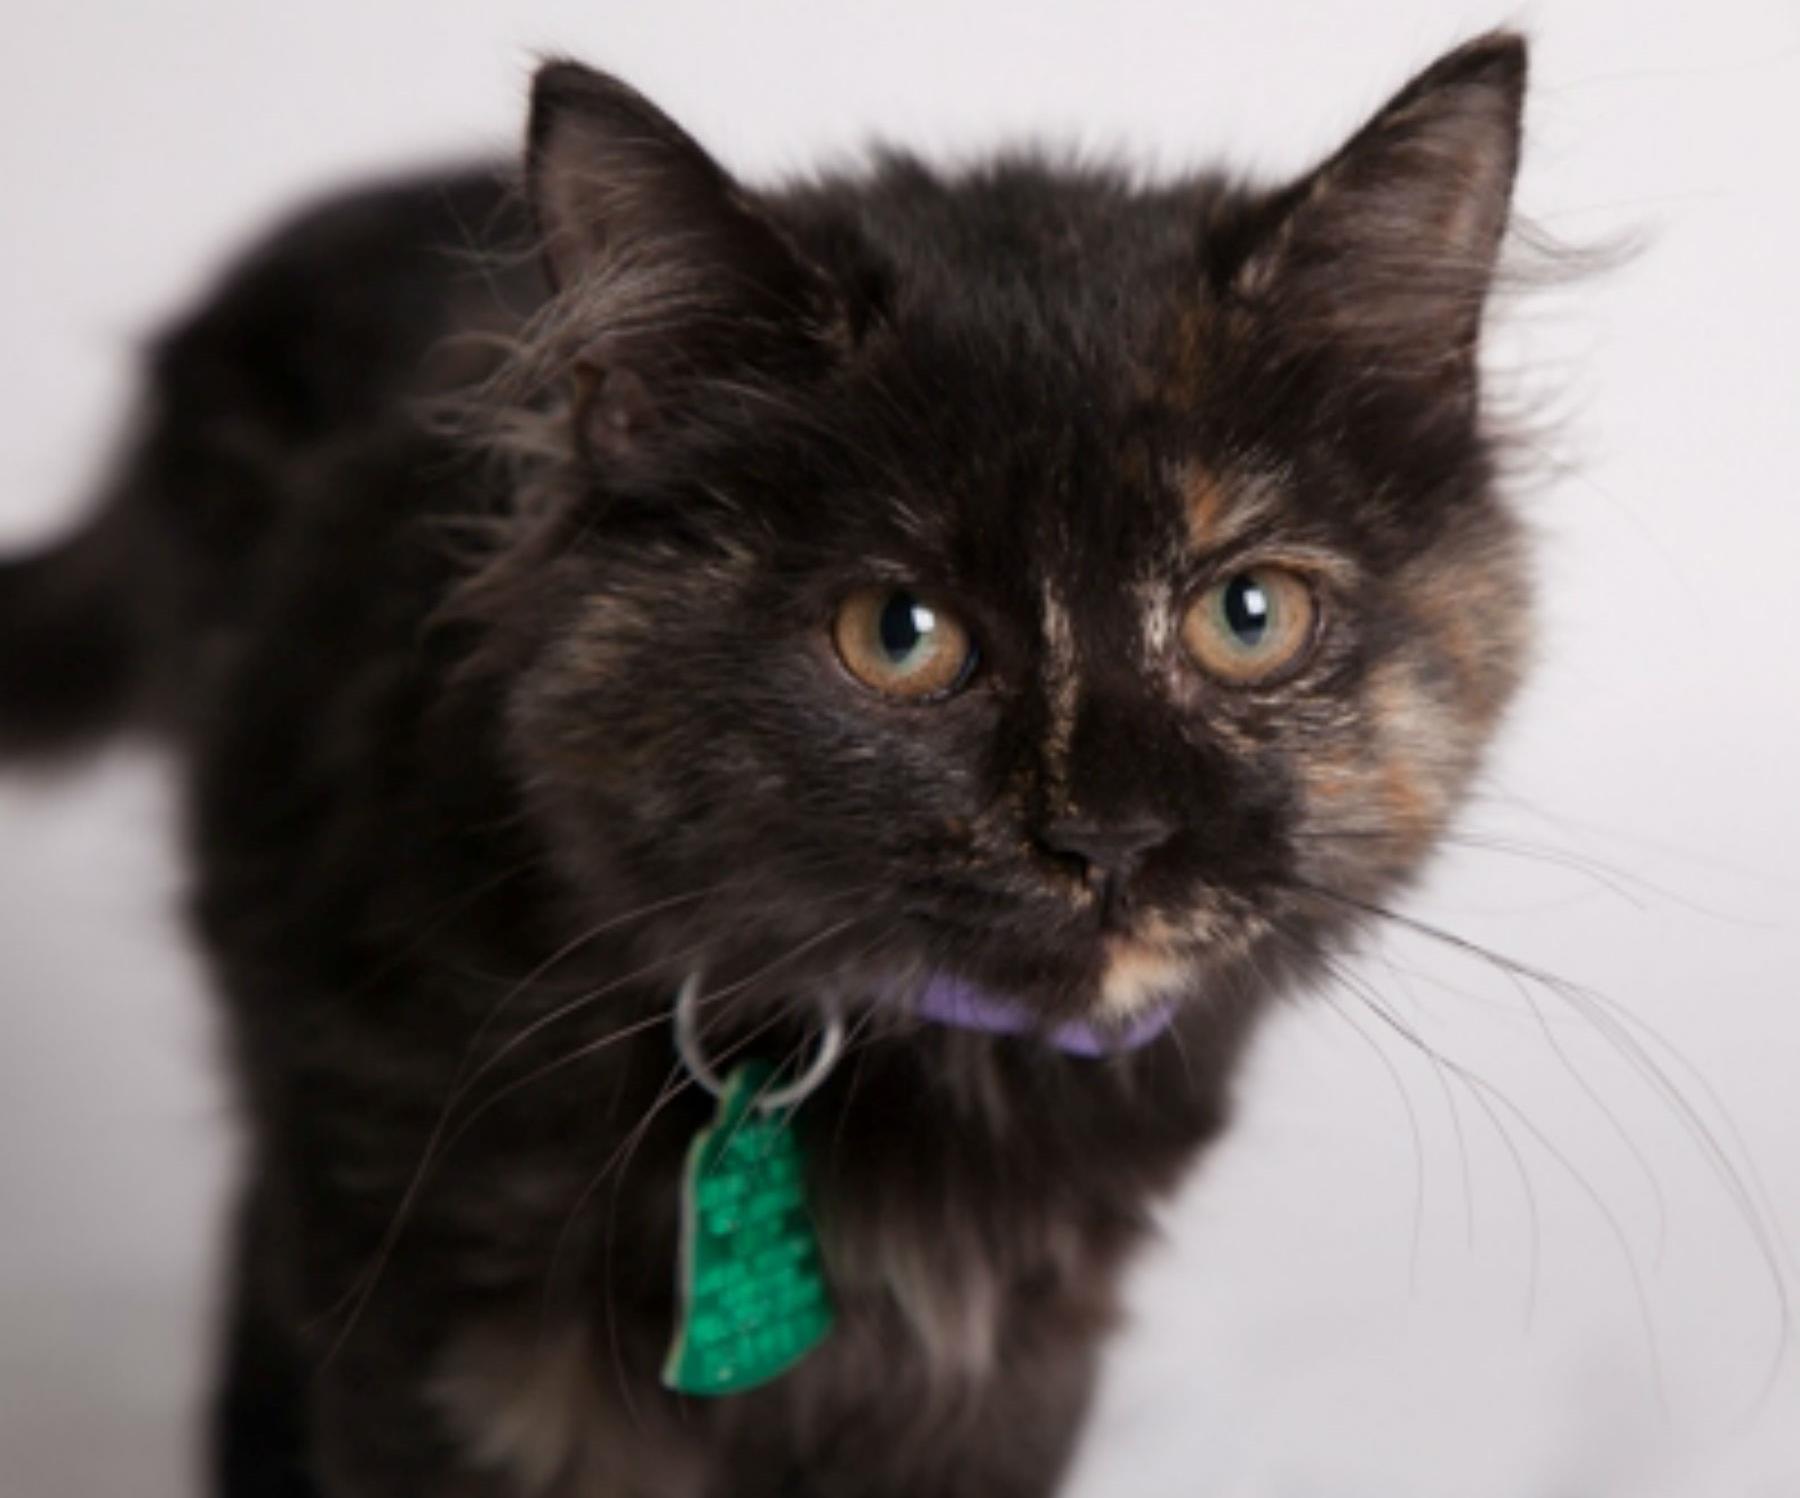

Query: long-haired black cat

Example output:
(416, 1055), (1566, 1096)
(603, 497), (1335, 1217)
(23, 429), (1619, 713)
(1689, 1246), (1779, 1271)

(1, 32), (1535, 1497)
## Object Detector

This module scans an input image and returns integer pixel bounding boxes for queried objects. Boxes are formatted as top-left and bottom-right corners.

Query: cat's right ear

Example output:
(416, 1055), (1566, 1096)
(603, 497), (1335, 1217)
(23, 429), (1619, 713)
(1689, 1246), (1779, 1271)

(525, 62), (843, 459)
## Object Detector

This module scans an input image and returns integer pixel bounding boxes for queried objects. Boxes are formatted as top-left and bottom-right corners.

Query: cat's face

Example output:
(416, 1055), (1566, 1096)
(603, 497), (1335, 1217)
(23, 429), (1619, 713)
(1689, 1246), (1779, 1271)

(481, 39), (1531, 1035)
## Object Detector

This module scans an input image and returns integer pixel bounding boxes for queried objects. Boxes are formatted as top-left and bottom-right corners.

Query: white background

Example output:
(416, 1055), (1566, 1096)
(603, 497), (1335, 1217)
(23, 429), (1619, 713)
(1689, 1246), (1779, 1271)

(3, 3), (1798, 1495)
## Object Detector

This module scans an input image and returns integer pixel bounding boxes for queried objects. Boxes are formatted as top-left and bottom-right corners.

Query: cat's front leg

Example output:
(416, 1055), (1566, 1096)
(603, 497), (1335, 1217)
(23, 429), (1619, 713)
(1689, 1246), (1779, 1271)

(295, 1304), (521, 1498)
(212, 1181), (318, 1498)
(213, 1251), (504, 1498)
(727, 1317), (1101, 1498)
(358, 1307), (713, 1498)
(904, 1349), (1100, 1498)
(310, 1377), (503, 1498)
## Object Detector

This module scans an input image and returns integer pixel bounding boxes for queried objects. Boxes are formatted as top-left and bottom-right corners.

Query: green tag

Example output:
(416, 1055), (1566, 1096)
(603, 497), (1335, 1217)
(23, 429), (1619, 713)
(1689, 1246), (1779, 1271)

(663, 1061), (834, 1395)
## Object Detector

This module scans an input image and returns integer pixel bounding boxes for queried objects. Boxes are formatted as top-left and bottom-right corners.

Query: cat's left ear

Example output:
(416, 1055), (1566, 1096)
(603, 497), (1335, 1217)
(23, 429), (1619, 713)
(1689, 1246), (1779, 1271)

(1232, 32), (1526, 390)
(525, 61), (844, 459)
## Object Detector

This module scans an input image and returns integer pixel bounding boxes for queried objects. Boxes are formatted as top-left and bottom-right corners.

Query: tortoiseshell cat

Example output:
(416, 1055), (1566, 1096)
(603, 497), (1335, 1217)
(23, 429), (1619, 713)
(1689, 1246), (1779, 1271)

(0, 32), (1535, 1498)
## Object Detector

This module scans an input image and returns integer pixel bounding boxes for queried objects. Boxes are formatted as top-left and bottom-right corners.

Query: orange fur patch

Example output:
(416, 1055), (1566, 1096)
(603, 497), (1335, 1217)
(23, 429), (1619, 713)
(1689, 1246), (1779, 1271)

(1174, 462), (1228, 551)
(1099, 915), (1189, 1017)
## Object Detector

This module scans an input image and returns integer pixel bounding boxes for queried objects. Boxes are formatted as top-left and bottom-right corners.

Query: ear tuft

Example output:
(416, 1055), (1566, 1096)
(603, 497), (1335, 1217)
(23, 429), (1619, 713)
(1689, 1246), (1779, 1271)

(570, 362), (656, 463)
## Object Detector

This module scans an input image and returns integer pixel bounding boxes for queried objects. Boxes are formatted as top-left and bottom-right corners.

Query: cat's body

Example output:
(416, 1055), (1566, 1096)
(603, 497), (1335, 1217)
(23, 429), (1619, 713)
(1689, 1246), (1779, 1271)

(105, 157), (1251, 1498)
(1, 36), (1534, 1498)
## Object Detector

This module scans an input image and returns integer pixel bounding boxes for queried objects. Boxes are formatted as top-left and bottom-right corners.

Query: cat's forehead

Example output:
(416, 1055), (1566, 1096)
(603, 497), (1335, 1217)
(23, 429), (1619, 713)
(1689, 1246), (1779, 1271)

(800, 163), (1212, 382)
(782, 169), (1378, 608)
(831, 158), (1211, 301)
(831, 341), (1289, 595)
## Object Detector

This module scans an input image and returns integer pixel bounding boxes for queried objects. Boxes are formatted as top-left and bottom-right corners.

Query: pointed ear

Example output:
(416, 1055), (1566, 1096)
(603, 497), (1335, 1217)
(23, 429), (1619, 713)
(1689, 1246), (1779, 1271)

(524, 62), (842, 459)
(1233, 33), (1527, 388)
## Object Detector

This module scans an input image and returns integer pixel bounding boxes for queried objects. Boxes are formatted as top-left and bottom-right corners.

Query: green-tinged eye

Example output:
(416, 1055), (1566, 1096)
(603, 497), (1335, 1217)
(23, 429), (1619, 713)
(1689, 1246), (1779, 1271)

(832, 586), (976, 700)
(1182, 568), (1317, 684)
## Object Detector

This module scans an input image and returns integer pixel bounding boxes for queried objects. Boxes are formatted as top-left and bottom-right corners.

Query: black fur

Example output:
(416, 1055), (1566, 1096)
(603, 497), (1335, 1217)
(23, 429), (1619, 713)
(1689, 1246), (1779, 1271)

(1, 35), (1533, 1497)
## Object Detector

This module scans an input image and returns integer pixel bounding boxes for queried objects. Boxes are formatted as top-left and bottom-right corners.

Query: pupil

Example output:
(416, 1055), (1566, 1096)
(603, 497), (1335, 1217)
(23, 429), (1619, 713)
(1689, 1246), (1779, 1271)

(1224, 576), (1270, 645)
(879, 592), (930, 661)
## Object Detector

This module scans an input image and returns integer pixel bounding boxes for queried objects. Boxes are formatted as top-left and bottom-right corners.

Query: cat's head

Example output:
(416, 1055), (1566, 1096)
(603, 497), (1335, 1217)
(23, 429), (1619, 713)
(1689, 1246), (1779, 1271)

(469, 35), (1533, 1043)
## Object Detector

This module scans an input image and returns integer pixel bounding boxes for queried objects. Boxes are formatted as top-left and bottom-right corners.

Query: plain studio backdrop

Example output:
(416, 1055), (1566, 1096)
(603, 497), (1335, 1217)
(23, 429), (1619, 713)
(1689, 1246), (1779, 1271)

(2, 3), (1797, 1495)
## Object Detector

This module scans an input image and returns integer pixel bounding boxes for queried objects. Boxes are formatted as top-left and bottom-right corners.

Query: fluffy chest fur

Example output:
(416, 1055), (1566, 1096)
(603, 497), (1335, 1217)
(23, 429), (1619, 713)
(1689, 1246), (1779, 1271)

(424, 1028), (1242, 1496)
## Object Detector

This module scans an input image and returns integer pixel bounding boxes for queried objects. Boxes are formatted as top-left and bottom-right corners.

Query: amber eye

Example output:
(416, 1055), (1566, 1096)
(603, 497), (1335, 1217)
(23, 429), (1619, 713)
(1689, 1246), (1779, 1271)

(1182, 568), (1318, 684)
(832, 586), (976, 700)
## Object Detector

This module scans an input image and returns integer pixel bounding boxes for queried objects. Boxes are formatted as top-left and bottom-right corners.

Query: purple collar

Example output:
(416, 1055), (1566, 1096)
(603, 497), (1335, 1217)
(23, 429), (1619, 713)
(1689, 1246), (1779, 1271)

(916, 975), (1177, 1057)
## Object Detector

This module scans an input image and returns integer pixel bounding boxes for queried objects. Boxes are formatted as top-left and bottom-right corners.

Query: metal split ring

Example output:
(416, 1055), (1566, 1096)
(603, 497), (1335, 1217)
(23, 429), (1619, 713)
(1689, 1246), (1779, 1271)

(673, 969), (845, 1112)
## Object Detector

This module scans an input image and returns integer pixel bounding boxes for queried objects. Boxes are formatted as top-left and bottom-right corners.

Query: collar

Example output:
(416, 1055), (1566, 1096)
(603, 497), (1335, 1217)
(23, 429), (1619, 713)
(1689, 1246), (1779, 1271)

(916, 974), (1177, 1057)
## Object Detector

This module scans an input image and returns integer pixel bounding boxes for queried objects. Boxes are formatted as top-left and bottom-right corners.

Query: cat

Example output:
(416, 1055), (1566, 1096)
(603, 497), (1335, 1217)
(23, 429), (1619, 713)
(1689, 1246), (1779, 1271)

(0, 30), (1534, 1498)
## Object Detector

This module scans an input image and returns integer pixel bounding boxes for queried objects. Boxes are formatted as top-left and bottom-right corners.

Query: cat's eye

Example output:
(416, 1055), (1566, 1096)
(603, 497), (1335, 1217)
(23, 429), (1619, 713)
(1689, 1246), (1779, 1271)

(1182, 568), (1318, 684)
(832, 586), (976, 701)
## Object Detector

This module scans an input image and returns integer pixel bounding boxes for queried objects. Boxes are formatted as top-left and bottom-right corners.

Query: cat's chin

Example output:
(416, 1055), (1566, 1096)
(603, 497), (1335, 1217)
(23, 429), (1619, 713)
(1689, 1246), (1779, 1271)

(1095, 927), (1195, 1018)
(837, 905), (1210, 1043)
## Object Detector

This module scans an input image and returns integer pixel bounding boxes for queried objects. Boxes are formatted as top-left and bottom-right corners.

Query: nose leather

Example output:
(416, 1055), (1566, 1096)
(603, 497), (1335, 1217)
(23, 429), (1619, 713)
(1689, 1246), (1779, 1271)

(1036, 814), (1174, 882)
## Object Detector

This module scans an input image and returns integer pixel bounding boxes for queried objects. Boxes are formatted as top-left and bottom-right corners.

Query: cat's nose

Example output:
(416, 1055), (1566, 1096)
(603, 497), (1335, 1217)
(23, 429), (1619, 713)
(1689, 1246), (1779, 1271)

(1036, 814), (1175, 884)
